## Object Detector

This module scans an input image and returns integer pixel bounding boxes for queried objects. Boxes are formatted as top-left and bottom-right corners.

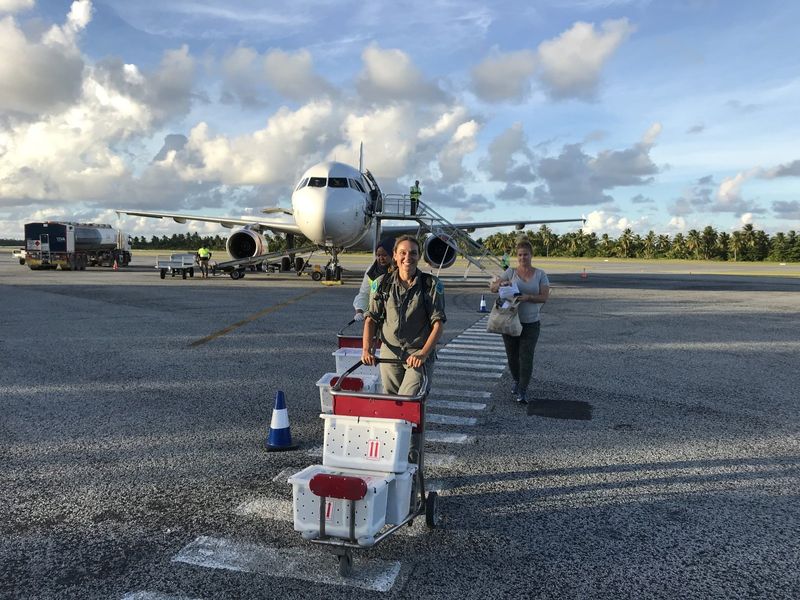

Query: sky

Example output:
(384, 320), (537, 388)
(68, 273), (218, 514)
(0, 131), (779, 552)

(1, 0), (799, 241)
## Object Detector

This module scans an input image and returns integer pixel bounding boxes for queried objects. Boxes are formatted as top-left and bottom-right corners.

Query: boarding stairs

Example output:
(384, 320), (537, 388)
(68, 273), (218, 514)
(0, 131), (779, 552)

(376, 194), (506, 277)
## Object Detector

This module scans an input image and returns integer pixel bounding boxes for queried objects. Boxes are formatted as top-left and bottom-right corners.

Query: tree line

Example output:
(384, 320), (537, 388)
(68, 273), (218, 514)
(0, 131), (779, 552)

(479, 224), (800, 262)
(8, 223), (799, 262)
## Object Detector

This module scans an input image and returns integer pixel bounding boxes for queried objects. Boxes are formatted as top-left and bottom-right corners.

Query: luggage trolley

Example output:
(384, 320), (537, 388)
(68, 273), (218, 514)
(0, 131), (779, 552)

(292, 358), (438, 577)
(336, 319), (382, 350)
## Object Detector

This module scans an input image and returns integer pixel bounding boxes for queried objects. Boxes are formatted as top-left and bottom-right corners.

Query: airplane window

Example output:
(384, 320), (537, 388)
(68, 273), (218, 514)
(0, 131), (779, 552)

(308, 177), (327, 187)
(295, 178), (309, 191)
(328, 177), (348, 188)
(349, 178), (366, 193)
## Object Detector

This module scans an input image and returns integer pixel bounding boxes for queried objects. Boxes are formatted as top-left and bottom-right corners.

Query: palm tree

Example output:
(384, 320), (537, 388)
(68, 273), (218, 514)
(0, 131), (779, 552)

(686, 229), (701, 260)
(538, 224), (554, 257)
(730, 231), (743, 261)
(700, 226), (718, 260)
(618, 228), (634, 258)
(657, 234), (671, 257)
(643, 231), (656, 258)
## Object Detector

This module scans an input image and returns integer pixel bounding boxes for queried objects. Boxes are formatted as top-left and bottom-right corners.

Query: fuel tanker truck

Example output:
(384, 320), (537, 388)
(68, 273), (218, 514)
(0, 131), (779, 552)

(23, 222), (132, 270)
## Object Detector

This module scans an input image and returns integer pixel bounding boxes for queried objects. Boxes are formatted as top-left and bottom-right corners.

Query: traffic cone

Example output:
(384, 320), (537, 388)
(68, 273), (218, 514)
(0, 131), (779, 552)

(478, 294), (488, 313)
(265, 390), (298, 452)
(580, 268), (588, 280)
(113, 259), (119, 271)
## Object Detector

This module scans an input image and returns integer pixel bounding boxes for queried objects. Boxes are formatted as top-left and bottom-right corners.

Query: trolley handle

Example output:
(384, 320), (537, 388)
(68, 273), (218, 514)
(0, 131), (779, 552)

(337, 319), (358, 336)
(331, 359), (428, 402)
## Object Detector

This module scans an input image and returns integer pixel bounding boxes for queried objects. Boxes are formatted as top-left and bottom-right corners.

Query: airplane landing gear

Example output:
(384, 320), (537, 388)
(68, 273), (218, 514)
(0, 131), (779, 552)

(323, 250), (343, 284)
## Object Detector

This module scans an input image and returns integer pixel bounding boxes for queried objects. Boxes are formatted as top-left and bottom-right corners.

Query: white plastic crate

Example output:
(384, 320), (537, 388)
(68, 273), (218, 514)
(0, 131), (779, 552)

(316, 372), (381, 414)
(321, 414), (412, 473)
(332, 347), (381, 377)
(287, 464), (393, 542)
(385, 464), (417, 525)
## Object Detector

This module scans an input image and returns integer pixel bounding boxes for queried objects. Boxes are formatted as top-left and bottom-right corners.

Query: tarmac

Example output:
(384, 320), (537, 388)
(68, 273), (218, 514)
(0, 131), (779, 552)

(1, 252), (798, 599)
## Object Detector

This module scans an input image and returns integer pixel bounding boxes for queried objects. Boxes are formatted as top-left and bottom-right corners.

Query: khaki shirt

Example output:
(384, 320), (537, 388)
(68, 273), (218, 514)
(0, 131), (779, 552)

(366, 271), (446, 356)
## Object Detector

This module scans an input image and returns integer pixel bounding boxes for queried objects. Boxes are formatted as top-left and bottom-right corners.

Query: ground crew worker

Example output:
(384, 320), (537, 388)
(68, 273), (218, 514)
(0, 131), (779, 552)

(409, 180), (421, 216)
(353, 238), (394, 320)
(197, 245), (212, 278)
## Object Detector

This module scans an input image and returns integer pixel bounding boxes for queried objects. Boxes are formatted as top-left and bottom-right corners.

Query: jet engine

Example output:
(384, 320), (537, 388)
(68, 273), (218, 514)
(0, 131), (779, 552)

(226, 228), (268, 259)
(423, 233), (458, 269)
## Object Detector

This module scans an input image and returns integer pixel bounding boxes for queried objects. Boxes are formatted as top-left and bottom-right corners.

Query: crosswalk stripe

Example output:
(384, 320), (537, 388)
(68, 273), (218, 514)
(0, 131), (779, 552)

(443, 343), (505, 351)
(272, 467), (298, 483)
(122, 593), (201, 600)
(436, 360), (505, 370)
(430, 388), (491, 398)
(426, 432), (474, 444)
(425, 453), (456, 468)
(307, 445), (323, 457)
(436, 354), (503, 364)
(427, 399), (487, 410)
(173, 536), (401, 592)
(437, 370), (503, 379)
(426, 413), (478, 426)
(235, 498), (293, 521)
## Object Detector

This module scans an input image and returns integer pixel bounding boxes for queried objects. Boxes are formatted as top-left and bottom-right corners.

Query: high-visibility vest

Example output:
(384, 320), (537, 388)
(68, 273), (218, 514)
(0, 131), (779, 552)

(410, 184), (421, 200)
(198, 247), (211, 258)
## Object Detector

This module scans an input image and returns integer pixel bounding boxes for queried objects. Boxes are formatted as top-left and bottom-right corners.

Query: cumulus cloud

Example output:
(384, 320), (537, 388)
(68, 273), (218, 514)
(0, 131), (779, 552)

(763, 159), (800, 178)
(470, 49), (537, 103)
(219, 46), (264, 107)
(536, 18), (635, 100)
(437, 120), (480, 183)
(533, 123), (660, 207)
(712, 169), (763, 214)
(772, 200), (800, 220)
(480, 122), (536, 183)
(0, 2), (91, 116)
(357, 44), (445, 104)
(581, 209), (646, 235)
(263, 49), (333, 101)
(0, 0), (34, 13)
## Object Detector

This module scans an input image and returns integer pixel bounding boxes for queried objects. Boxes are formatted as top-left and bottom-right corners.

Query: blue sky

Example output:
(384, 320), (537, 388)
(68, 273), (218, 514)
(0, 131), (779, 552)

(1, 0), (798, 240)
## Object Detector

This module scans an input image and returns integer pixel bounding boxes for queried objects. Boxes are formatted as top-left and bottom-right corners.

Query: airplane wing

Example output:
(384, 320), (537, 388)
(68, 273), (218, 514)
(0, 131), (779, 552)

(380, 217), (585, 236)
(115, 209), (304, 235)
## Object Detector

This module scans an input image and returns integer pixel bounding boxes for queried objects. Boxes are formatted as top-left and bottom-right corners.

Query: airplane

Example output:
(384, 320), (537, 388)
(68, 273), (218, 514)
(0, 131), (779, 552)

(117, 159), (584, 280)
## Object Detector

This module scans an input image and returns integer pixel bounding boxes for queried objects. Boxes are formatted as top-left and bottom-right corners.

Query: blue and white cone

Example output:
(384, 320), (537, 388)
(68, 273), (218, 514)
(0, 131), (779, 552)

(478, 294), (488, 313)
(266, 390), (298, 452)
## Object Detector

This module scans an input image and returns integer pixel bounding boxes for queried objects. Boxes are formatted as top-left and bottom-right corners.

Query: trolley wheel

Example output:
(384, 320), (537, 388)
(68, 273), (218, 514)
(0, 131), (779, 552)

(229, 269), (242, 280)
(311, 270), (323, 281)
(425, 491), (439, 529)
(337, 552), (353, 577)
(160, 269), (166, 279)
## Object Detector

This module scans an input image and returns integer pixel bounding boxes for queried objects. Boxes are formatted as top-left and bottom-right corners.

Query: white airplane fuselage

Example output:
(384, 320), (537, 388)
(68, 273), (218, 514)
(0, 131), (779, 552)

(290, 161), (374, 251)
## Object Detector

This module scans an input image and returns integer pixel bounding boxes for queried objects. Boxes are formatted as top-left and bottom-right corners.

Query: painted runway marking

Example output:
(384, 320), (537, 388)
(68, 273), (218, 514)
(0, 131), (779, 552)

(436, 353), (502, 363)
(425, 453), (457, 468)
(436, 360), (505, 370)
(444, 343), (505, 351)
(272, 466), (299, 483)
(426, 432), (474, 444)
(172, 536), (401, 592)
(427, 399), (487, 411)
(235, 498), (293, 521)
(307, 445), (323, 457)
(430, 388), (491, 398)
(122, 593), (201, 600)
(437, 370), (503, 379)
(189, 289), (322, 347)
(426, 413), (478, 426)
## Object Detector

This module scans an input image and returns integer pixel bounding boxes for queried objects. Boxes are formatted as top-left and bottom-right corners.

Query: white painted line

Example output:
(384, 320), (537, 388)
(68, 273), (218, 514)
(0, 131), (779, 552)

(173, 536), (401, 593)
(426, 432), (474, 444)
(437, 370), (503, 379)
(122, 593), (201, 600)
(427, 479), (445, 492)
(459, 332), (497, 338)
(272, 467), (299, 483)
(235, 498), (293, 521)
(425, 454), (456, 468)
(440, 346), (505, 354)
(436, 353), (503, 364)
(306, 445), (323, 457)
(444, 343), (505, 351)
(427, 413), (478, 426)
(427, 399), (487, 411)
(430, 388), (491, 398)
(435, 360), (505, 370)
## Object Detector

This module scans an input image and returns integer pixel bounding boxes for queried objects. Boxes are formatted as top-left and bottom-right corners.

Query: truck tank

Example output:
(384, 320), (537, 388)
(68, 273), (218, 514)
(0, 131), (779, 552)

(74, 225), (119, 251)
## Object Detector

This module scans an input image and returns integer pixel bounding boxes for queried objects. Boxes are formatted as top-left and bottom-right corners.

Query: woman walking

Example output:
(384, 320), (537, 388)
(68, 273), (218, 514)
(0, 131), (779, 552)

(489, 239), (550, 404)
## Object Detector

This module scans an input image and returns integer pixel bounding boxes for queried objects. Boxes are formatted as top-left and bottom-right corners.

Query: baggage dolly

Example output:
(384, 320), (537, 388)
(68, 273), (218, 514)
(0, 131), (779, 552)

(336, 319), (381, 349)
(299, 358), (438, 577)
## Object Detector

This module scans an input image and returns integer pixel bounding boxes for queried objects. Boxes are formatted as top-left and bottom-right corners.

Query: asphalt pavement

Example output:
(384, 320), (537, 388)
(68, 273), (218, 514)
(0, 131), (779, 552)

(1, 254), (798, 599)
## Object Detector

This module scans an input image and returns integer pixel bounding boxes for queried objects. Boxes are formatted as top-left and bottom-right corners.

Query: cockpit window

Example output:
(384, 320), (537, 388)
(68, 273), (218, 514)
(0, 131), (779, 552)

(308, 177), (327, 187)
(349, 178), (366, 193)
(295, 178), (309, 191)
(328, 177), (348, 188)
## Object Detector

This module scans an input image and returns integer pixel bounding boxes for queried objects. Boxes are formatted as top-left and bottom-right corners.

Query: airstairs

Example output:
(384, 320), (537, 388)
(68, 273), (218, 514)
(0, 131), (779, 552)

(376, 194), (506, 277)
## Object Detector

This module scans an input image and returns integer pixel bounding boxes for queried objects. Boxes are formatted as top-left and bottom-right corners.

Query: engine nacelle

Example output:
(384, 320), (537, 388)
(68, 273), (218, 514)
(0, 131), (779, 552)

(226, 228), (267, 259)
(423, 233), (458, 269)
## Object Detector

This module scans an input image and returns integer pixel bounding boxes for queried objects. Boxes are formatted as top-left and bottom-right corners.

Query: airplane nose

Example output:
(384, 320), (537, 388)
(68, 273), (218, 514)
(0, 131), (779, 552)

(293, 188), (363, 247)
